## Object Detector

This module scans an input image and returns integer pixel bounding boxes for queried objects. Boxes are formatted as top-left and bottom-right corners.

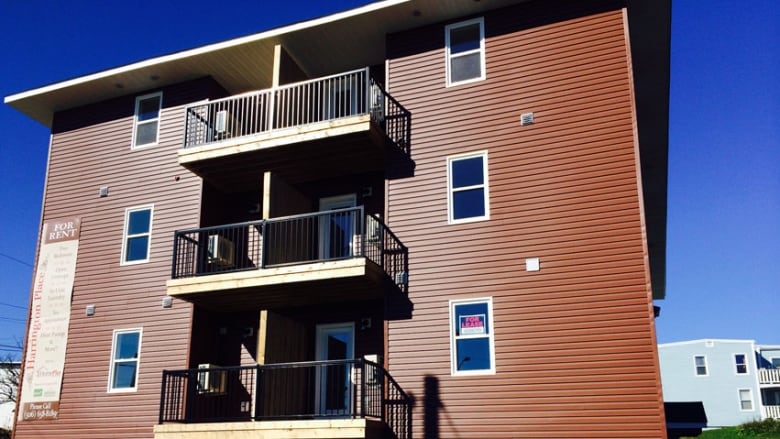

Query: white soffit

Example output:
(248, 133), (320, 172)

(5, 0), (523, 126)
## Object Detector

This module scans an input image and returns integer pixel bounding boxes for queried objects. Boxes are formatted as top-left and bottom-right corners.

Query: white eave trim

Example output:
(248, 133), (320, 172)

(4, 0), (408, 105)
(658, 339), (757, 348)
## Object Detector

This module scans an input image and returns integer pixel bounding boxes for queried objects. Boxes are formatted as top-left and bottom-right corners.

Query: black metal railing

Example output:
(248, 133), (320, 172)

(171, 207), (408, 292)
(183, 67), (411, 155)
(159, 359), (412, 439)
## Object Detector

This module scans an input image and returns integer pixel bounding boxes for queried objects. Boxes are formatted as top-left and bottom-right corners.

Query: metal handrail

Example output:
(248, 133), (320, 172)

(171, 207), (409, 292)
(159, 359), (412, 438)
(182, 67), (410, 153)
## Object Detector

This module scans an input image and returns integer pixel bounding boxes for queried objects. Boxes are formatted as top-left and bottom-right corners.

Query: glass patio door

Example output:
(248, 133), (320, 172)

(315, 323), (355, 416)
(318, 194), (357, 260)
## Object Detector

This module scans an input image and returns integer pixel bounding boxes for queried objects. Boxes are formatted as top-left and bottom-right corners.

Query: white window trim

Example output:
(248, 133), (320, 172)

(693, 355), (708, 377)
(120, 205), (154, 265)
(132, 92), (162, 149)
(449, 297), (496, 376)
(738, 388), (754, 412)
(734, 353), (749, 375)
(445, 17), (486, 87)
(108, 328), (143, 393)
(447, 151), (490, 224)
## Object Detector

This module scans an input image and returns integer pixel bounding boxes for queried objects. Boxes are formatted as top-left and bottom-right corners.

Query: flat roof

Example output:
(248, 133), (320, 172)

(659, 339), (756, 348)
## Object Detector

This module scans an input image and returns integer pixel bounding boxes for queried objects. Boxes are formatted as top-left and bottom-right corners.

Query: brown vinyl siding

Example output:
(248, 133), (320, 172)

(14, 78), (220, 439)
(386, 2), (664, 438)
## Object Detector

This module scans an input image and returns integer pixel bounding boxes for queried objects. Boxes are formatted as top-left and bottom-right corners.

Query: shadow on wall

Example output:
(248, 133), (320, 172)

(418, 375), (464, 439)
(419, 379), (706, 438)
(424, 375), (441, 439)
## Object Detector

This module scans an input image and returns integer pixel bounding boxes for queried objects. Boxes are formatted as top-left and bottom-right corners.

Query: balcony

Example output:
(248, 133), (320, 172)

(166, 207), (407, 309)
(767, 405), (780, 419)
(178, 68), (411, 189)
(154, 359), (411, 439)
(760, 368), (780, 385)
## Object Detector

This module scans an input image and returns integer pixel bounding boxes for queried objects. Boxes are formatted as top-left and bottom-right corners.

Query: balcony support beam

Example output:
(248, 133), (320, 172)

(272, 44), (282, 88)
(257, 309), (268, 365)
(264, 171), (310, 219)
(262, 171), (272, 219)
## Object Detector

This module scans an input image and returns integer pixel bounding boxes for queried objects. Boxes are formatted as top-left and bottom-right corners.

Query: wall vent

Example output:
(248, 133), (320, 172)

(520, 112), (534, 126)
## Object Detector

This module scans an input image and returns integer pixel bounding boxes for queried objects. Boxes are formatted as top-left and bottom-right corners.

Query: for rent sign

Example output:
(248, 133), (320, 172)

(19, 218), (80, 421)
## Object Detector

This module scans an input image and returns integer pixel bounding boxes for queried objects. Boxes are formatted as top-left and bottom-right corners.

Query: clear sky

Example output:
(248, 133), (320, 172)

(0, 0), (778, 361)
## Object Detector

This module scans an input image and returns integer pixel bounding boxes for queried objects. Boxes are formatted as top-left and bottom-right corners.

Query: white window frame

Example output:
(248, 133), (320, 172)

(694, 355), (708, 376)
(132, 92), (162, 148)
(738, 388), (754, 411)
(447, 151), (490, 224)
(445, 17), (486, 87)
(734, 353), (749, 375)
(120, 205), (154, 265)
(449, 297), (496, 376)
(108, 328), (142, 393)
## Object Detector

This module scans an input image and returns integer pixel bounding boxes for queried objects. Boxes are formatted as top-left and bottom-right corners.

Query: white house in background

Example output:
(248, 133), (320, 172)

(0, 362), (19, 432)
(659, 339), (780, 427)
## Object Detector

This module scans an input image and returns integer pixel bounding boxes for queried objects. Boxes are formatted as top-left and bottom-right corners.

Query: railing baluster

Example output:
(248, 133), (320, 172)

(158, 370), (168, 424)
(261, 368), (267, 417)
(359, 360), (366, 418)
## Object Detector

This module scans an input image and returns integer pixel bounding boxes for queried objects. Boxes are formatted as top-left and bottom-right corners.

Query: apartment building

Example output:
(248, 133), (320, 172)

(659, 339), (780, 427)
(5, 0), (671, 437)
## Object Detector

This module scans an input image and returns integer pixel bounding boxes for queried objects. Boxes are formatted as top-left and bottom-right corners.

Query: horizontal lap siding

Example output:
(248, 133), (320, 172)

(387, 3), (664, 438)
(14, 80), (215, 438)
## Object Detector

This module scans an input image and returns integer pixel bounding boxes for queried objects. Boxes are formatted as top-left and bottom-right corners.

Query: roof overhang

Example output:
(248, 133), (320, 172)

(626, 0), (671, 299)
(4, 0), (521, 127)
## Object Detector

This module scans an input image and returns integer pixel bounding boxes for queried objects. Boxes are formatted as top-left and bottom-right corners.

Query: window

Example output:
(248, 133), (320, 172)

(121, 206), (153, 264)
(694, 355), (708, 376)
(450, 298), (495, 375)
(133, 92), (162, 147)
(772, 358), (780, 369)
(735, 353), (748, 374)
(445, 17), (485, 86)
(738, 388), (754, 411)
(109, 329), (142, 392)
(447, 152), (490, 223)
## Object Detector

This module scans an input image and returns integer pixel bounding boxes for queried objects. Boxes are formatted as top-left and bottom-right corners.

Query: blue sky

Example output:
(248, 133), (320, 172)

(0, 0), (778, 360)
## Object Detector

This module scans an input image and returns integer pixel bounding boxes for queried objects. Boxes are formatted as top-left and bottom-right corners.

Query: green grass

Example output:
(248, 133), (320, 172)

(686, 418), (780, 438)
